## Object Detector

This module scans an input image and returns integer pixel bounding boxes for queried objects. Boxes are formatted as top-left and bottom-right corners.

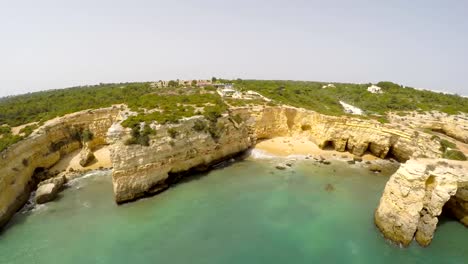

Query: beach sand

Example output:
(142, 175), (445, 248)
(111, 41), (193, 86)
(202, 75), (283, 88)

(254, 136), (379, 161)
(50, 145), (112, 173)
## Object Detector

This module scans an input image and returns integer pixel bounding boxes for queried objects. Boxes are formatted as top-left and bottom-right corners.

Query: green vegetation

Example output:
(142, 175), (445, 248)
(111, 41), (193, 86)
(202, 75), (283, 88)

(192, 119), (207, 132)
(0, 83), (155, 127)
(125, 124), (155, 146)
(233, 80), (468, 116)
(439, 139), (457, 152)
(121, 92), (227, 128)
(81, 129), (94, 142)
(443, 150), (467, 161)
(1, 79), (467, 152)
(438, 138), (467, 161)
(167, 128), (178, 138)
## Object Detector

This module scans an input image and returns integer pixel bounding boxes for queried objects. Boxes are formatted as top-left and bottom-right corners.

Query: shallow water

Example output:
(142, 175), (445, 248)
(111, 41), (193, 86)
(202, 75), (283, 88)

(0, 159), (467, 264)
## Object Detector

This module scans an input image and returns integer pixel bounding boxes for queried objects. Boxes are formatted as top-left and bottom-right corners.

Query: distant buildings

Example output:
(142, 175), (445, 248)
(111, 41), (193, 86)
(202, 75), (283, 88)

(367, 85), (383, 94)
(152, 79), (213, 88)
(217, 85), (241, 98)
(322, 83), (335, 89)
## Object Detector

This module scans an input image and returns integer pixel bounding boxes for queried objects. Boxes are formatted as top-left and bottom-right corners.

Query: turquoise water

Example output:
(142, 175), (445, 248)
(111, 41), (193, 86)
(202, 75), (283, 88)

(0, 158), (467, 264)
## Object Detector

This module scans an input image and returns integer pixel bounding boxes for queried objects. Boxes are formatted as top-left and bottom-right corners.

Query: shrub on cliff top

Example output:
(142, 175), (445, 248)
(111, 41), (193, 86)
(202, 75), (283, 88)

(443, 149), (467, 161)
(439, 139), (457, 152)
(124, 124), (155, 147)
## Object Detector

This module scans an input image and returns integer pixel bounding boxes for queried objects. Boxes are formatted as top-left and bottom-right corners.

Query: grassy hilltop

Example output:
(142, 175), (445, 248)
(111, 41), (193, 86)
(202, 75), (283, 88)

(0, 79), (467, 152)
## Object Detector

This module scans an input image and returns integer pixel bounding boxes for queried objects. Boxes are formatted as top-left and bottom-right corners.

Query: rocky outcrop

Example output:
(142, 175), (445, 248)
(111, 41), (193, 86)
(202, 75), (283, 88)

(35, 175), (66, 204)
(110, 115), (254, 203)
(0, 107), (118, 228)
(375, 159), (468, 247)
(79, 144), (96, 167)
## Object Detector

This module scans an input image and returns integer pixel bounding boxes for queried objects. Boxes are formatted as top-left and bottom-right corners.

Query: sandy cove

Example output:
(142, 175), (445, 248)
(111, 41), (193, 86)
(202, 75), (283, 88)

(50, 145), (112, 173)
(254, 136), (379, 161)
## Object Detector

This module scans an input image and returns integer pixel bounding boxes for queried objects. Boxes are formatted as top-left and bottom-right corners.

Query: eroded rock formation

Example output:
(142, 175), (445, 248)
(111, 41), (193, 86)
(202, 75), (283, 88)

(375, 159), (468, 247)
(110, 106), (443, 203)
(0, 107), (118, 228)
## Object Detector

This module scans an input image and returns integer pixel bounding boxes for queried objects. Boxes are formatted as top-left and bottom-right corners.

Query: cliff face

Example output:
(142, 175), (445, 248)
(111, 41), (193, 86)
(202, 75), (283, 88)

(375, 159), (468, 247)
(110, 106), (442, 203)
(110, 115), (254, 203)
(247, 107), (441, 161)
(0, 108), (118, 228)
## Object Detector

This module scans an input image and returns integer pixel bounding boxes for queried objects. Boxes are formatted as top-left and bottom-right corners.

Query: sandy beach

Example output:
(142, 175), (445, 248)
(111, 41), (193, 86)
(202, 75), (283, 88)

(50, 145), (112, 173)
(254, 136), (379, 161)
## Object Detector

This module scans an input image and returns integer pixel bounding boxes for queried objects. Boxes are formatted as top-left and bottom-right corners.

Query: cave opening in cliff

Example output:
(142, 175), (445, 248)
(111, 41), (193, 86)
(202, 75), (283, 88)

(322, 140), (334, 150)
(301, 124), (312, 131)
(385, 146), (402, 162)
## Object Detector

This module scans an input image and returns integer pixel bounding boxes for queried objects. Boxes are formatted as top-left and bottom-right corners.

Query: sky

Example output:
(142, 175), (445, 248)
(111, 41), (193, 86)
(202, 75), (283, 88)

(0, 0), (467, 97)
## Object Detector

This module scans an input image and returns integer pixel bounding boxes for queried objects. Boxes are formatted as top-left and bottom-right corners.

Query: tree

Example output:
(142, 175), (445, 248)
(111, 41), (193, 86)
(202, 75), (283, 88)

(211, 77), (217, 83)
(191, 80), (197, 86)
(168, 80), (178, 87)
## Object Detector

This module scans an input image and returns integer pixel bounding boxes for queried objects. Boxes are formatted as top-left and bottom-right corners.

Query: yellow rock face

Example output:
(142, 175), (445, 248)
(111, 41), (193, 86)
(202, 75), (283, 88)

(374, 159), (468, 247)
(110, 106), (443, 203)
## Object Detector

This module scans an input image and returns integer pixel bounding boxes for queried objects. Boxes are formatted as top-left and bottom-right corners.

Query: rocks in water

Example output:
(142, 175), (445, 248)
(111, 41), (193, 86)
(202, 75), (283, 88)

(415, 209), (438, 247)
(35, 175), (66, 204)
(347, 160), (355, 165)
(325, 183), (335, 192)
(79, 146), (96, 167)
(353, 156), (363, 162)
(369, 164), (382, 173)
(322, 160), (331, 165)
(275, 164), (287, 170)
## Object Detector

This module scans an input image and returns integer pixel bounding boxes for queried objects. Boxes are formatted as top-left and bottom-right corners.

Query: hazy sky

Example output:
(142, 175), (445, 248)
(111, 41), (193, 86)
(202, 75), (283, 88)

(1, 0), (467, 97)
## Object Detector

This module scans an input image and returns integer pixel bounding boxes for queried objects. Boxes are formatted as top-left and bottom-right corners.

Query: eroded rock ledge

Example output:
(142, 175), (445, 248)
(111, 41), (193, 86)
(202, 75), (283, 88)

(375, 159), (468, 247)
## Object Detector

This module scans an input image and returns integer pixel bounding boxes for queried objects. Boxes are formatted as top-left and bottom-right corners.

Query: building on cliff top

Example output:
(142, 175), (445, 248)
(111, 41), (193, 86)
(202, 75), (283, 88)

(368, 85), (383, 94)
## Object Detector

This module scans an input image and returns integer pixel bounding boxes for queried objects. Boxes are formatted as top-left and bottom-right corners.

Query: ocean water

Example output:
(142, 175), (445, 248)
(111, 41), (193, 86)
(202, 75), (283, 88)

(0, 158), (467, 264)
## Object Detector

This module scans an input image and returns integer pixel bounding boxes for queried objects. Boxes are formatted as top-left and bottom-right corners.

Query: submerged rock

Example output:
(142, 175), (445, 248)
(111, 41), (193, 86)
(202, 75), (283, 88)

(325, 183), (335, 192)
(275, 164), (287, 170)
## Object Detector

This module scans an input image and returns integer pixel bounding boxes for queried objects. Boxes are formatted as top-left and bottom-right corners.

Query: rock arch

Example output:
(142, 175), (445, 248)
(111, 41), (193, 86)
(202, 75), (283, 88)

(375, 159), (467, 247)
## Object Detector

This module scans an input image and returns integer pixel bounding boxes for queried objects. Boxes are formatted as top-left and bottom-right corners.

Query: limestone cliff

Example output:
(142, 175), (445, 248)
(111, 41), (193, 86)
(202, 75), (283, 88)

(0, 107), (118, 228)
(247, 106), (441, 161)
(110, 115), (253, 203)
(111, 106), (443, 203)
(375, 159), (468, 247)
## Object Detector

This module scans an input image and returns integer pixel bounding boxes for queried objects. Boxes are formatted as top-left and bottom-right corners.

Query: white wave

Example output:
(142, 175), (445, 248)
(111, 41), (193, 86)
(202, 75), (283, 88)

(66, 170), (111, 187)
(30, 204), (47, 213)
(248, 149), (280, 159)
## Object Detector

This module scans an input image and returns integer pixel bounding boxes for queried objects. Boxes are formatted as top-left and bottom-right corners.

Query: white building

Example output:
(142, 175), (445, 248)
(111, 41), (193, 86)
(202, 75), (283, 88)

(322, 83), (336, 89)
(367, 85), (383, 94)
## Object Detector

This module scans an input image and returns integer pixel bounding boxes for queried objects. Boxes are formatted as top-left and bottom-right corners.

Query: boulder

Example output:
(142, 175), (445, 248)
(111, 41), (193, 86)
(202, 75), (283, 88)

(35, 175), (66, 204)
(79, 146), (96, 167)
(347, 160), (355, 165)
(353, 156), (363, 162)
(369, 164), (382, 173)
(275, 164), (286, 170)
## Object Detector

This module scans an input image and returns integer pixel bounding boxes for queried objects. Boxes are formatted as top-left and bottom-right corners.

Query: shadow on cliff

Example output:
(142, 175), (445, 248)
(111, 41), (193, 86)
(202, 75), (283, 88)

(168, 150), (251, 188)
